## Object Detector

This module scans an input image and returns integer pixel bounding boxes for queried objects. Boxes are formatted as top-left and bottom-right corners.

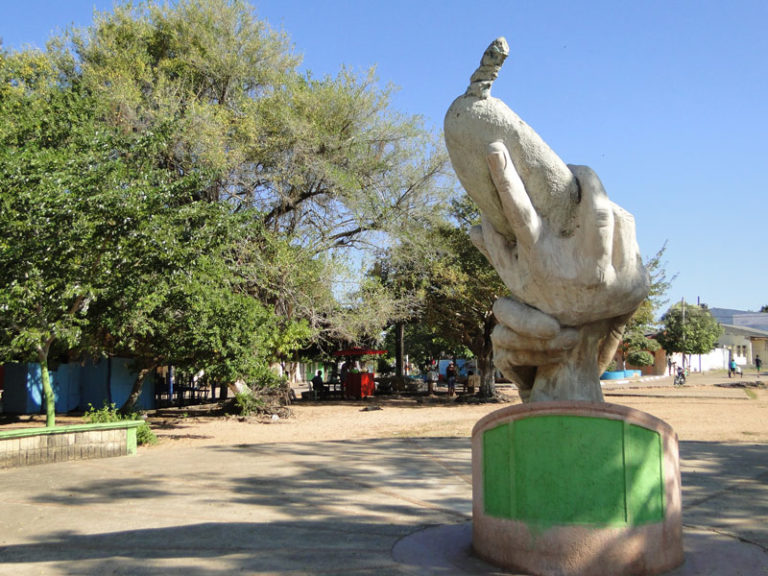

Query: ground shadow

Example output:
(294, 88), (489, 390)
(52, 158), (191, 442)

(678, 441), (768, 551)
(0, 520), (431, 575)
(3, 437), (766, 574)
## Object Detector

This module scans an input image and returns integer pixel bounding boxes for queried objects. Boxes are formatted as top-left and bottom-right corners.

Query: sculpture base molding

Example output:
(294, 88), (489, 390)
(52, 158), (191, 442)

(471, 402), (684, 576)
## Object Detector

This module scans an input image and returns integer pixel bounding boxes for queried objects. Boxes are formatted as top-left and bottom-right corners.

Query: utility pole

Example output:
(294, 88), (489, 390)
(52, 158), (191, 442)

(681, 297), (686, 370)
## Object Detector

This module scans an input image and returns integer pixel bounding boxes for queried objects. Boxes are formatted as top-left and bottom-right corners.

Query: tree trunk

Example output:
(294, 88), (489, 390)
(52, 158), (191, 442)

(477, 349), (496, 398)
(120, 366), (155, 415)
(477, 313), (497, 399)
(36, 346), (55, 427)
(395, 322), (405, 377)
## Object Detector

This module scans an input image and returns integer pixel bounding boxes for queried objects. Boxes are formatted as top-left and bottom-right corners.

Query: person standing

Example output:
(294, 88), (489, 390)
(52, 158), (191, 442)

(340, 360), (349, 380)
(426, 363), (438, 395)
(756, 355), (762, 375)
(446, 361), (458, 397)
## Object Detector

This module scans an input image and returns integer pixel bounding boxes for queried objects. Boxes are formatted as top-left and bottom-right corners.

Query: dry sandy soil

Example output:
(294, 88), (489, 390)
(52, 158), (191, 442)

(145, 372), (766, 450)
(4, 372), (766, 449)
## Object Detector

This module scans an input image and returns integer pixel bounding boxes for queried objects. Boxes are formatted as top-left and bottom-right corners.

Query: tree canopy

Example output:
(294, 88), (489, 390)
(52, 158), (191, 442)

(618, 242), (675, 368)
(656, 301), (722, 362)
(0, 0), (449, 417)
(375, 195), (507, 396)
(67, 0), (448, 250)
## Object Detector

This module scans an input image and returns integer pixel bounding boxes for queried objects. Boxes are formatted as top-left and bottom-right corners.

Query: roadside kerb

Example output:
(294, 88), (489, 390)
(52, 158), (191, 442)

(0, 420), (142, 469)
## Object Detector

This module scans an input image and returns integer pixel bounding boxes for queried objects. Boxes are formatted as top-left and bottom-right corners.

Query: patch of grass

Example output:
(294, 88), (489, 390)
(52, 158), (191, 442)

(744, 388), (758, 400)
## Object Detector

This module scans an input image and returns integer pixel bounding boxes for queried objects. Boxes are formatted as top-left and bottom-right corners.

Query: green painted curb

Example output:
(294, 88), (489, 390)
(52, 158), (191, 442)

(0, 420), (144, 440)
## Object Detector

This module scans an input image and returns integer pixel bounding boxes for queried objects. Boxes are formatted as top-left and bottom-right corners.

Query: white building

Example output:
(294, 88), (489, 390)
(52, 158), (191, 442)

(716, 324), (768, 367)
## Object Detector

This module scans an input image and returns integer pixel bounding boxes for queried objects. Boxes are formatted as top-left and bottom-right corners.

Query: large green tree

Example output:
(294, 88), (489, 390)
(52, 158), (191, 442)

(2, 0), (449, 419)
(86, 192), (294, 412)
(422, 198), (506, 397)
(0, 48), (107, 425)
(656, 301), (723, 367)
(379, 195), (506, 397)
(373, 248), (434, 377)
(67, 0), (448, 352)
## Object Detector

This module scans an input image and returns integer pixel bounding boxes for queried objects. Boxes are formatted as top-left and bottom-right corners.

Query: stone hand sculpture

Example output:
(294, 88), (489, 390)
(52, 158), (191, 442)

(444, 38), (649, 402)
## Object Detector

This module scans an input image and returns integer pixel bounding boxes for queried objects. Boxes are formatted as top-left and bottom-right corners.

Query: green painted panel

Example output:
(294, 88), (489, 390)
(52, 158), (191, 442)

(514, 416), (626, 525)
(483, 423), (512, 517)
(626, 424), (664, 524)
(482, 415), (668, 527)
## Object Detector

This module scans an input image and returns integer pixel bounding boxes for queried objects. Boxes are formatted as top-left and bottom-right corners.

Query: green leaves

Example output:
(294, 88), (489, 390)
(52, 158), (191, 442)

(657, 302), (723, 356)
(0, 50), (100, 360)
(376, 194), (505, 368)
(1, 0), (450, 403)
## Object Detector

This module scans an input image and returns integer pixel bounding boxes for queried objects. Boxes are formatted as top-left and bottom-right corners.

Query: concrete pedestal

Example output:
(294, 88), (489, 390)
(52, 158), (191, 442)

(472, 402), (684, 576)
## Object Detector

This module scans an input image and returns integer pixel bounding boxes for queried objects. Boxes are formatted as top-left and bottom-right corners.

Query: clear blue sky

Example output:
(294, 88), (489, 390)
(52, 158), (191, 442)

(3, 0), (768, 313)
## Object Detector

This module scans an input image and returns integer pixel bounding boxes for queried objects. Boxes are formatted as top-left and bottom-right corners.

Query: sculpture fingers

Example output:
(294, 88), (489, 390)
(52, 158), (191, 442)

(496, 349), (571, 366)
(469, 224), (490, 260)
(491, 323), (578, 358)
(609, 204), (634, 272)
(607, 205), (651, 308)
(493, 297), (559, 339)
(568, 165), (615, 286)
(492, 358), (535, 402)
(479, 214), (522, 289)
(487, 141), (542, 249)
(610, 203), (649, 287)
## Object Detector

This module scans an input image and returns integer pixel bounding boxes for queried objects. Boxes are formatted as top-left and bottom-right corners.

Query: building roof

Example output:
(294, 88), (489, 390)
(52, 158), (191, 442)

(710, 308), (768, 331)
(720, 323), (768, 339)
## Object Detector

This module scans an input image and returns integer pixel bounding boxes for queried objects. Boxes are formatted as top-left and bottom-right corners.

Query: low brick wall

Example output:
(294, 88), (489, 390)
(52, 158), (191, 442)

(0, 421), (143, 469)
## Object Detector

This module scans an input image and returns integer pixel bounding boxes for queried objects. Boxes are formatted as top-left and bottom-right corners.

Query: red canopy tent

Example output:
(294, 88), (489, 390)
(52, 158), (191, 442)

(333, 348), (386, 357)
(332, 348), (385, 399)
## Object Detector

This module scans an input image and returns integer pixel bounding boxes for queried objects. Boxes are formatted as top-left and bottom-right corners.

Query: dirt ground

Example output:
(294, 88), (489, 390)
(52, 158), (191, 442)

(4, 372), (766, 450)
(139, 372), (768, 449)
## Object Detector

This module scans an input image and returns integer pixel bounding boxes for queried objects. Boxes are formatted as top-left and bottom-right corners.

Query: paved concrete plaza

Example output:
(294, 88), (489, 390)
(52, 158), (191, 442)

(0, 433), (766, 574)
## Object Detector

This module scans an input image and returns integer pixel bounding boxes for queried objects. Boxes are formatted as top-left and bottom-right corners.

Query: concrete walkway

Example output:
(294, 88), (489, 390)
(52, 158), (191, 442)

(0, 435), (766, 574)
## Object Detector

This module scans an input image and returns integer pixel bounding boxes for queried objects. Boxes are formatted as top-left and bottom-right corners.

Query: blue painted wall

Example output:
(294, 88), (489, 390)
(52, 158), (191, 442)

(79, 360), (109, 410)
(109, 358), (155, 411)
(51, 363), (81, 412)
(0, 359), (155, 414)
(2, 363), (38, 414)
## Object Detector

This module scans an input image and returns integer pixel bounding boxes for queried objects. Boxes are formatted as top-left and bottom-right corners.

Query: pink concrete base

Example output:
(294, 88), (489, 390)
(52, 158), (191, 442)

(472, 402), (684, 576)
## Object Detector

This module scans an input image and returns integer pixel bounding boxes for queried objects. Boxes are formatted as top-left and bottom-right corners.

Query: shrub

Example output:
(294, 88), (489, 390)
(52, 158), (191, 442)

(135, 421), (157, 445)
(627, 350), (655, 367)
(84, 402), (157, 445)
(248, 366), (286, 391)
(234, 392), (265, 417)
(84, 402), (121, 423)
